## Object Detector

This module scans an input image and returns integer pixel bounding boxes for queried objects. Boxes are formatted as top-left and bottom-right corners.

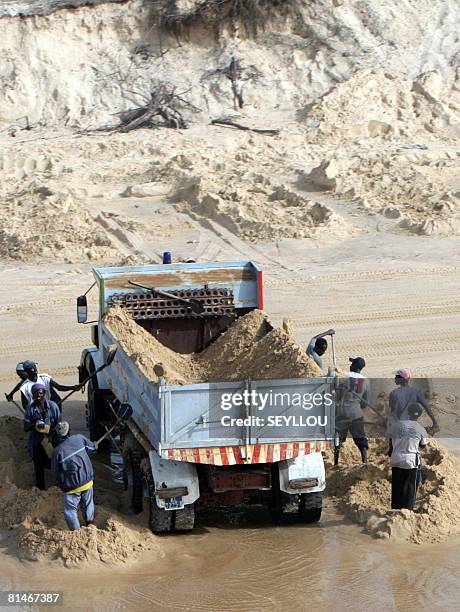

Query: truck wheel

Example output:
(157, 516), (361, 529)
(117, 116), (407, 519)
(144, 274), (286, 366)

(86, 377), (105, 441)
(174, 505), (195, 531)
(142, 465), (173, 534)
(129, 450), (144, 514)
(270, 466), (299, 524)
(298, 492), (323, 524)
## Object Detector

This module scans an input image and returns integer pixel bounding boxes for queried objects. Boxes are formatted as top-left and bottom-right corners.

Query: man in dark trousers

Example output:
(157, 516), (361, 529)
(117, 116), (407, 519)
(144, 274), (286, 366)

(52, 421), (97, 530)
(390, 403), (428, 510)
(23, 383), (60, 490)
(334, 357), (370, 465)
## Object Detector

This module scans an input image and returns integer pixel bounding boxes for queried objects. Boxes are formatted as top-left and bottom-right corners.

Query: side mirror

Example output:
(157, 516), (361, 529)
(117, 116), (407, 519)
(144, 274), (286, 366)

(77, 295), (88, 323)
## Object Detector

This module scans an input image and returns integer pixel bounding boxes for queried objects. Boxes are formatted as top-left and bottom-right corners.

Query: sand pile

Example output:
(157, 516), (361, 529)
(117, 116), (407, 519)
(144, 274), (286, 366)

(0, 182), (119, 262)
(326, 439), (460, 544)
(104, 307), (322, 384)
(104, 306), (200, 384)
(0, 416), (158, 567)
(198, 311), (323, 381)
(343, 155), (460, 235)
(305, 68), (460, 144)
(171, 173), (351, 242)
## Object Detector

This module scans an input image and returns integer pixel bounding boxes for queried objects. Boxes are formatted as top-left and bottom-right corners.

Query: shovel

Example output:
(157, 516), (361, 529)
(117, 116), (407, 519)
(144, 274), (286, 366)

(57, 346), (118, 407)
(96, 403), (133, 446)
(128, 280), (204, 314)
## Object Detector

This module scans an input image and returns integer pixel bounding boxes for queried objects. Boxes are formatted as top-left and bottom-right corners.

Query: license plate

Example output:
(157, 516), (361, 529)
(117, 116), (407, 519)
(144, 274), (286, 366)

(164, 495), (184, 510)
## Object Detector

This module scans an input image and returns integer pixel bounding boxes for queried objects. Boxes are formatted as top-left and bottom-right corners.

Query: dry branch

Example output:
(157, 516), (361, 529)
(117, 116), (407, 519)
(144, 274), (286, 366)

(211, 118), (280, 135)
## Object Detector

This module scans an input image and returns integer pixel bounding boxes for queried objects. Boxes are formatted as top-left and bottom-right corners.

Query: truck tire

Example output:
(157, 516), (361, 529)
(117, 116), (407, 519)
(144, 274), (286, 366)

(86, 377), (106, 442)
(298, 492), (323, 524)
(142, 465), (173, 534)
(129, 450), (144, 514)
(270, 465), (299, 524)
(174, 505), (195, 531)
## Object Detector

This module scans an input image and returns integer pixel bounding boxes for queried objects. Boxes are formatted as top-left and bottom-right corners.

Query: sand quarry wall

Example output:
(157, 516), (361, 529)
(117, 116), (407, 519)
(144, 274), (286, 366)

(1, 0), (459, 128)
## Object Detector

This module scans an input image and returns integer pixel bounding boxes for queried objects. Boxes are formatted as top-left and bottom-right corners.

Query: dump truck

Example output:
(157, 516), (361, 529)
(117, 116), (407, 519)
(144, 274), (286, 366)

(77, 260), (335, 533)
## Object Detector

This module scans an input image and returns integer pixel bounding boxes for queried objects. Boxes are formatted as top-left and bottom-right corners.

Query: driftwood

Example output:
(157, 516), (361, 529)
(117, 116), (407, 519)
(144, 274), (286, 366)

(211, 119), (280, 135)
(0, 116), (32, 137)
(202, 56), (262, 110)
(85, 82), (200, 134)
(115, 85), (199, 131)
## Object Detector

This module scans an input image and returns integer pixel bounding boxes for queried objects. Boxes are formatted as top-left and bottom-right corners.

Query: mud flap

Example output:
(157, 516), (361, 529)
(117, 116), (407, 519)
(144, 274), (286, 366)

(278, 452), (326, 495)
(148, 450), (200, 509)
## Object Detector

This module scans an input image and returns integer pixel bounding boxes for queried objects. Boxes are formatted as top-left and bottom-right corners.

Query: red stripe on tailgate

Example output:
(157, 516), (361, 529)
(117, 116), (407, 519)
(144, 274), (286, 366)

(252, 444), (261, 464)
(266, 444), (274, 463)
(257, 270), (264, 310)
(232, 447), (243, 464)
(193, 448), (201, 463)
(281, 443), (288, 461)
(220, 447), (229, 466)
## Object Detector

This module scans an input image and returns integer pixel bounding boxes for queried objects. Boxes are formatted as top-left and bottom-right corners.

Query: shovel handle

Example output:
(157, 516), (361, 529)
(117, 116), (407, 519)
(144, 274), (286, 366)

(4, 394), (25, 415)
(96, 422), (117, 445)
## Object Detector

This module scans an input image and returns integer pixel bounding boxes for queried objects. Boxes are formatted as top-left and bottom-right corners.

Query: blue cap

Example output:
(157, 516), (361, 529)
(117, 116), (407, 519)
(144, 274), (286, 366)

(23, 360), (37, 370)
(162, 251), (172, 264)
(16, 362), (25, 372)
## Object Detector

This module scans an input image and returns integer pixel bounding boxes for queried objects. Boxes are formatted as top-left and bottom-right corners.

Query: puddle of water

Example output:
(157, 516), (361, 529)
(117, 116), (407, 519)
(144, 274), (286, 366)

(2, 505), (460, 612)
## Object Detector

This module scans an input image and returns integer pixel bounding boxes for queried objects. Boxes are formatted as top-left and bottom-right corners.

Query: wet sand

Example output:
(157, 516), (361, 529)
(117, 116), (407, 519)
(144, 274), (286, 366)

(1, 398), (460, 610)
(1, 506), (460, 611)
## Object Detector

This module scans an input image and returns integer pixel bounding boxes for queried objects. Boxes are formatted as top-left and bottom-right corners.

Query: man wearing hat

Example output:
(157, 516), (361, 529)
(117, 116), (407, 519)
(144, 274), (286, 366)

(18, 360), (81, 410)
(5, 362), (29, 402)
(334, 357), (370, 464)
(52, 422), (97, 530)
(23, 383), (61, 490)
(388, 369), (439, 434)
(390, 402), (428, 509)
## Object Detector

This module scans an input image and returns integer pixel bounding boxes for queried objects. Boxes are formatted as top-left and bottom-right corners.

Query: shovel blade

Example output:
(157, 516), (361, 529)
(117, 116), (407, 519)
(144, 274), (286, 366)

(190, 300), (205, 314)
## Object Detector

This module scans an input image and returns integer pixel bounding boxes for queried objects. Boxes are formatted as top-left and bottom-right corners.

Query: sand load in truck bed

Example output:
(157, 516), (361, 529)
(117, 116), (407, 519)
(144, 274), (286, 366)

(103, 307), (322, 385)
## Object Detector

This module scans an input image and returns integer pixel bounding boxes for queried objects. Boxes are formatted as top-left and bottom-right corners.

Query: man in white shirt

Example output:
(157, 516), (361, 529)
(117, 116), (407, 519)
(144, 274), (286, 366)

(390, 402), (428, 510)
(334, 357), (370, 465)
(19, 360), (81, 410)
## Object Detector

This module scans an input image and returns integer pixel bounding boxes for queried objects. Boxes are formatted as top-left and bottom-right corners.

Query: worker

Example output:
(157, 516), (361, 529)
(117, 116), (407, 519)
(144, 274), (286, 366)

(5, 362), (29, 402)
(388, 369), (439, 433)
(390, 403), (428, 510)
(334, 357), (370, 465)
(18, 360), (81, 410)
(51, 421), (97, 530)
(306, 328), (335, 370)
(23, 383), (60, 490)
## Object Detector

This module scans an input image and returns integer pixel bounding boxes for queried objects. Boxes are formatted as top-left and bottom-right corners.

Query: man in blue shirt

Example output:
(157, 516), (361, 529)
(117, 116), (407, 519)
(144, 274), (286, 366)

(23, 383), (60, 490)
(52, 421), (97, 530)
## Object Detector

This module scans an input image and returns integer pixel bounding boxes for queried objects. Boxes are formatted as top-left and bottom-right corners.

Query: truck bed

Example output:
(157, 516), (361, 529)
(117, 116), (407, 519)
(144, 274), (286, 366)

(99, 322), (335, 464)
